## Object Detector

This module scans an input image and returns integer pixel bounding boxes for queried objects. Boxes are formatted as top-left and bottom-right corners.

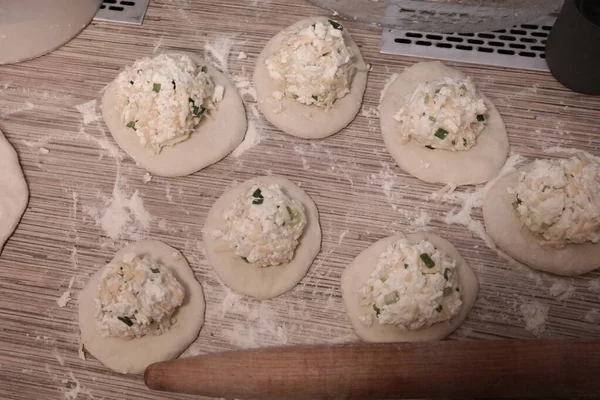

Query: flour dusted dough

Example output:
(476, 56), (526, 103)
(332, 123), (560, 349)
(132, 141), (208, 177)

(341, 233), (478, 342)
(0, 129), (28, 254)
(78, 240), (205, 374)
(102, 52), (247, 177)
(254, 17), (368, 139)
(379, 61), (509, 185)
(0, 0), (101, 64)
(483, 168), (600, 276)
(203, 176), (321, 299)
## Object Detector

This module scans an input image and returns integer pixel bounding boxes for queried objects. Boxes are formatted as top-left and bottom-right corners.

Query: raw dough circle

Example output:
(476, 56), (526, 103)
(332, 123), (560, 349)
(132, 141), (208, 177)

(341, 232), (478, 342)
(203, 176), (321, 299)
(379, 61), (509, 185)
(78, 240), (205, 374)
(102, 52), (247, 177)
(0, 129), (29, 254)
(483, 168), (600, 276)
(254, 16), (368, 139)
(0, 0), (101, 65)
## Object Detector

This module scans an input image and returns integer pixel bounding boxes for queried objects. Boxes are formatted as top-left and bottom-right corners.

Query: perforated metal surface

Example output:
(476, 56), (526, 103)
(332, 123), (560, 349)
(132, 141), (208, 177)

(93, 0), (149, 24)
(381, 16), (556, 71)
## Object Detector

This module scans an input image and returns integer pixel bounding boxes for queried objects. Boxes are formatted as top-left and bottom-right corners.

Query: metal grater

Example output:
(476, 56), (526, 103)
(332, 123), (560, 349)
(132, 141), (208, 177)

(381, 15), (556, 71)
(93, 0), (150, 24)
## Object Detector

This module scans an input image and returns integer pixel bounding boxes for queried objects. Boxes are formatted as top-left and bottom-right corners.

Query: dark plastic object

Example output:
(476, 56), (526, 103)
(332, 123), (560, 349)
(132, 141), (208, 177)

(546, 0), (600, 95)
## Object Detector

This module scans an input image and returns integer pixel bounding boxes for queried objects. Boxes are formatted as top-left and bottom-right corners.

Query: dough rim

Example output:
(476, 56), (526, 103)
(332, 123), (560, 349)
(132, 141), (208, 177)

(379, 61), (509, 185)
(102, 52), (247, 177)
(203, 176), (322, 299)
(254, 16), (368, 139)
(78, 240), (205, 374)
(341, 233), (478, 342)
(483, 168), (600, 276)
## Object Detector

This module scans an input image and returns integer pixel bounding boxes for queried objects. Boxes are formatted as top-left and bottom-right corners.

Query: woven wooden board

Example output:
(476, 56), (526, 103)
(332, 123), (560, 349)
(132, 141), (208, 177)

(1, 1), (600, 399)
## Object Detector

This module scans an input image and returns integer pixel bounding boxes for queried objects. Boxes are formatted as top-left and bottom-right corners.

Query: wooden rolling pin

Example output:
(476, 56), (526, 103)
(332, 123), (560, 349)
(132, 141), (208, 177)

(145, 339), (600, 399)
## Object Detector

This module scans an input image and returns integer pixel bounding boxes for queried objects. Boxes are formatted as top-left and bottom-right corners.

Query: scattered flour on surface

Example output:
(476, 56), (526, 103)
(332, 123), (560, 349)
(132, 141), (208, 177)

(57, 276), (76, 308)
(520, 301), (549, 336)
(204, 36), (235, 72)
(142, 173), (152, 184)
(232, 119), (261, 157)
(379, 73), (398, 103)
(75, 100), (100, 125)
(237, 51), (247, 60)
(39, 147), (50, 155)
(62, 372), (93, 400)
(584, 309), (600, 323)
(588, 279), (600, 293)
(548, 280), (576, 301)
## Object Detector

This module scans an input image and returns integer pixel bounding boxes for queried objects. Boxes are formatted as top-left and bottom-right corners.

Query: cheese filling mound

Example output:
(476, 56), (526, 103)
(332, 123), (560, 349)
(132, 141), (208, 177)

(509, 154), (600, 247)
(359, 238), (462, 330)
(265, 20), (355, 109)
(393, 77), (487, 151)
(95, 253), (185, 338)
(116, 53), (224, 155)
(217, 184), (307, 267)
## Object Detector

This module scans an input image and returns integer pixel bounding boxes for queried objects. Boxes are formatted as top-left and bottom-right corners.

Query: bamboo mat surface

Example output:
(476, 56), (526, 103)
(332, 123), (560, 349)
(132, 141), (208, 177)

(1, 0), (600, 399)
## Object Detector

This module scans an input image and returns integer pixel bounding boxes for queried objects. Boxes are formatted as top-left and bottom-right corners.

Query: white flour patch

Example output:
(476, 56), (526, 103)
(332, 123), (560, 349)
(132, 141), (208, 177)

(57, 276), (76, 307)
(338, 229), (349, 245)
(142, 173), (152, 183)
(367, 162), (406, 210)
(153, 37), (164, 53)
(232, 119), (261, 157)
(233, 76), (257, 101)
(61, 372), (93, 400)
(520, 301), (549, 337)
(237, 51), (247, 60)
(0, 100), (34, 117)
(204, 36), (235, 72)
(361, 107), (379, 119)
(39, 147), (50, 155)
(588, 279), (600, 293)
(408, 209), (431, 230)
(584, 309), (600, 323)
(548, 280), (575, 301)
(379, 73), (398, 104)
(165, 183), (174, 204)
(75, 100), (100, 125)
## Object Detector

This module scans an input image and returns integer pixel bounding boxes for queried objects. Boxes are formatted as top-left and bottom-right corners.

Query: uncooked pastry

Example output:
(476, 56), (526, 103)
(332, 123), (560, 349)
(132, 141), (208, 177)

(78, 240), (205, 374)
(379, 61), (509, 185)
(0, 0), (101, 64)
(254, 16), (368, 139)
(483, 166), (600, 276)
(203, 176), (321, 299)
(0, 129), (29, 255)
(341, 232), (478, 342)
(102, 52), (247, 177)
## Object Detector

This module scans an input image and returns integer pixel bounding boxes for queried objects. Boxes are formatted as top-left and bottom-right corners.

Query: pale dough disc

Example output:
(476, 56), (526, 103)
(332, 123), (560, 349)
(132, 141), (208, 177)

(102, 52), (247, 177)
(254, 16), (368, 139)
(483, 168), (600, 276)
(78, 240), (205, 374)
(341, 232), (478, 342)
(379, 61), (509, 185)
(203, 176), (321, 299)
(0, 0), (101, 64)
(0, 129), (29, 255)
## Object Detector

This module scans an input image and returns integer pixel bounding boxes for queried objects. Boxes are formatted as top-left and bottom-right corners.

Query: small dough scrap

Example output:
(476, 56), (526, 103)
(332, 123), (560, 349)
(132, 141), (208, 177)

(341, 233), (478, 342)
(0, 129), (29, 254)
(483, 167), (600, 276)
(254, 17), (368, 139)
(102, 52), (247, 177)
(379, 61), (509, 185)
(78, 240), (205, 374)
(203, 176), (321, 299)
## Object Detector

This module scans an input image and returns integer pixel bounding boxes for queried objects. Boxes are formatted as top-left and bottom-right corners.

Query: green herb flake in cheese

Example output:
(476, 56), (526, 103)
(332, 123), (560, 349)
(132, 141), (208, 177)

(443, 268), (450, 280)
(420, 253), (435, 268)
(152, 83), (161, 93)
(476, 114), (485, 121)
(384, 291), (399, 305)
(434, 128), (449, 140)
(425, 145), (435, 150)
(460, 84), (467, 91)
(328, 19), (343, 30)
(424, 94), (430, 104)
(118, 316), (134, 326)
(443, 287), (454, 296)
(129, 80), (134, 85)
(435, 305), (443, 312)
(241, 257), (250, 263)
(429, 116), (436, 122)
(126, 121), (136, 130)
(373, 304), (381, 316)
(151, 268), (160, 273)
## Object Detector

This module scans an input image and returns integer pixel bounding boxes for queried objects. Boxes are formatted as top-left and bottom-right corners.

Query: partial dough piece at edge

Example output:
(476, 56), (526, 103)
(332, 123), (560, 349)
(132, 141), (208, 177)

(379, 61), (509, 185)
(254, 16), (368, 139)
(341, 233), (478, 342)
(483, 170), (600, 276)
(203, 176), (322, 299)
(102, 52), (247, 177)
(78, 240), (206, 374)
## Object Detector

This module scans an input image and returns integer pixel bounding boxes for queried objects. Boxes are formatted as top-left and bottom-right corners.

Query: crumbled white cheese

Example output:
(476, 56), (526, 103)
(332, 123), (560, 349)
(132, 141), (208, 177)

(216, 184), (307, 267)
(509, 154), (600, 247)
(115, 53), (224, 155)
(265, 20), (355, 109)
(393, 77), (487, 151)
(359, 238), (462, 330)
(95, 254), (184, 338)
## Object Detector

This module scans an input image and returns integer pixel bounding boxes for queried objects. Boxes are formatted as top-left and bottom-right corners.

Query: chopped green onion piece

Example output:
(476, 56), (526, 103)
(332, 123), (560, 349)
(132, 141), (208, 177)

(193, 105), (205, 118)
(252, 198), (263, 205)
(312, 95), (319, 101)
(443, 268), (450, 280)
(200, 66), (207, 73)
(172, 80), (176, 90)
(188, 97), (195, 105)
(404, 263), (409, 269)
(380, 276), (387, 283)
(252, 188), (263, 199)
(516, 196), (522, 205)
(429, 116), (436, 122)
(420, 253), (435, 268)
(460, 84), (467, 91)
(241, 257), (250, 263)
(384, 291), (399, 305)
(129, 80), (134, 85)
(476, 114), (485, 122)
(373, 304), (381, 316)
(424, 94), (430, 104)
(118, 316), (134, 326)
(151, 268), (160, 273)
(456, 288), (460, 292)
(462, 138), (468, 146)
(443, 287), (453, 296)
(152, 83), (161, 93)
(322, 52), (330, 56)
(328, 19), (343, 30)
(434, 128), (448, 140)
(425, 145), (435, 150)
(126, 121), (136, 130)
(435, 305), (443, 313)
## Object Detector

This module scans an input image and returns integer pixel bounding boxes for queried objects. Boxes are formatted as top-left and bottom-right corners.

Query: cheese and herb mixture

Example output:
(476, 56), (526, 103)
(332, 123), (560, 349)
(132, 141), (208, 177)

(393, 77), (488, 151)
(265, 19), (355, 109)
(216, 184), (307, 267)
(116, 53), (224, 155)
(359, 238), (462, 330)
(509, 154), (600, 248)
(95, 253), (184, 338)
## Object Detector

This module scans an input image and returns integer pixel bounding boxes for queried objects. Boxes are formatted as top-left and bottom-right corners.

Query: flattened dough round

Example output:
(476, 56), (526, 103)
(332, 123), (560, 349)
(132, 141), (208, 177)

(379, 61), (509, 185)
(78, 240), (205, 374)
(0, 0), (101, 65)
(0, 129), (29, 254)
(483, 168), (600, 276)
(203, 176), (321, 299)
(341, 232), (478, 342)
(102, 52), (247, 177)
(254, 17), (368, 139)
